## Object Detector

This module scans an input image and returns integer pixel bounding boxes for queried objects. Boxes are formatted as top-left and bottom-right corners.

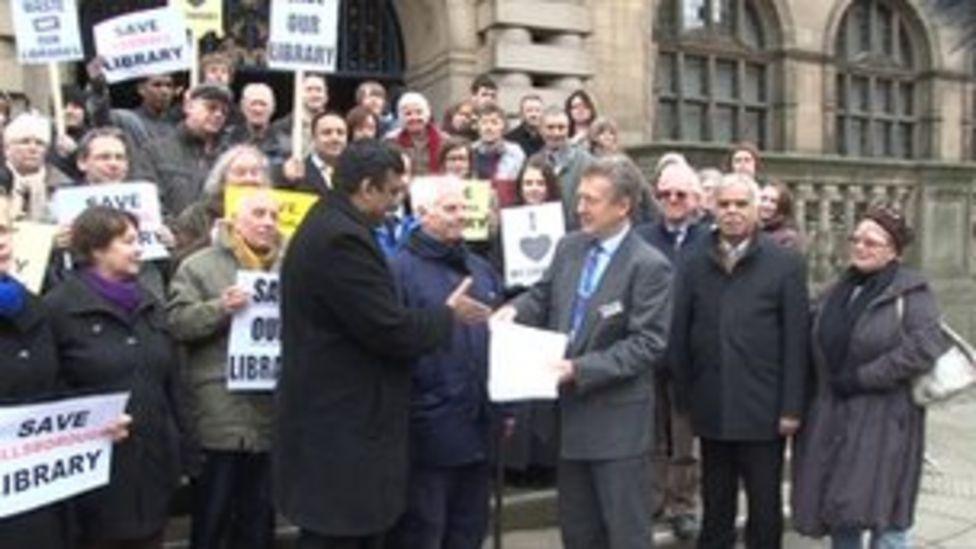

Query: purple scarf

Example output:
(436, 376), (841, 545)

(80, 269), (143, 315)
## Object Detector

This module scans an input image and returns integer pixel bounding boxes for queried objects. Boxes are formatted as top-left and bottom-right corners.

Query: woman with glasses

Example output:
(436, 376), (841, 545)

(792, 204), (948, 549)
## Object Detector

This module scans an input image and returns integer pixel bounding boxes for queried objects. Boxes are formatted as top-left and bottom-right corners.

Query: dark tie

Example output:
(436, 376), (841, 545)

(570, 243), (603, 342)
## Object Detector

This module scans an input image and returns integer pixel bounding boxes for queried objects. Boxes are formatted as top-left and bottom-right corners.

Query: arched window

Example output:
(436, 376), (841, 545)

(653, 0), (778, 148)
(833, 0), (924, 158)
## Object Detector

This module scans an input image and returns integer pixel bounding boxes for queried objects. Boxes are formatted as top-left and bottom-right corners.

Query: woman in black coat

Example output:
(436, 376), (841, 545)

(45, 206), (184, 549)
(0, 196), (74, 548)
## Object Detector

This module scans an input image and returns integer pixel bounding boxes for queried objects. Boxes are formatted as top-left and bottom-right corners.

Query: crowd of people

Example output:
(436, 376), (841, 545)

(0, 49), (950, 549)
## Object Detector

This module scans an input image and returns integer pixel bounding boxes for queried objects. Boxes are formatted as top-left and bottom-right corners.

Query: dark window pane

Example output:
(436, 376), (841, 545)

(856, 1), (871, 54)
(682, 0), (708, 31)
(875, 121), (892, 156)
(742, 2), (764, 49)
(744, 63), (765, 103)
(900, 83), (914, 115)
(683, 56), (707, 97)
(876, 80), (894, 114)
(851, 118), (869, 156)
(743, 108), (765, 146)
(879, 5), (894, 56)
(716, 60), (737, 100)
(655, 100), (678, 139)
(837, 116), (848, 154)
(899, 21), (914, 68)
(900, 122), (914, 158)
(657, 54), (676, 95)
(714, 106), (736, 141)
(853, 77), (869, 112)
(837, 75), (847, 110)
(717, 0), (735, 36)
(892, 122), (904, 157)
(682, 103), (706, 140)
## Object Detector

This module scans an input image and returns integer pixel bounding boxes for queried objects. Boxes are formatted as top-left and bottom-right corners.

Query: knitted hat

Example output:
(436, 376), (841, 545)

(864, 203), (914, 253)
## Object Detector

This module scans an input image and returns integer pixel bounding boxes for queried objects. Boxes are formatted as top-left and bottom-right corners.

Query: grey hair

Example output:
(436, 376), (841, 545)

(202, 145), (269, 196)
(580, 154), (646, 209)
(397, 91), (431, 122)
(241, 83), (275, 107)
(715, 172), (761, 205)
(410, 175), (465, 214)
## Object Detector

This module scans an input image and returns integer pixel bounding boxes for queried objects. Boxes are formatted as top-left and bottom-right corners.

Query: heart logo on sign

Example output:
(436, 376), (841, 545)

(520, 235), (552, 262)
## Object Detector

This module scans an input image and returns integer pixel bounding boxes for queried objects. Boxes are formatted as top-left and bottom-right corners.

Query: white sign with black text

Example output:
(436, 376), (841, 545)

(227, 271), (281, 391)
(0, 392), (129, 518)
(500, 203), (566, 288)
(94, 7), (190, 83)
(53, 182), (170, 261)
(266, 0), (340, 72)
(9, 0), (84, 64)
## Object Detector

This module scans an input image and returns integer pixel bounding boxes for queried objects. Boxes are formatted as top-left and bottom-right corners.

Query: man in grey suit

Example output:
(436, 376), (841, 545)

(494, 155), (673, 549)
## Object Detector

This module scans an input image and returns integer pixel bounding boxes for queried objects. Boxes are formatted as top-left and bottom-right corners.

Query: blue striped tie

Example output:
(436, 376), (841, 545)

(570, 243), (603, 342)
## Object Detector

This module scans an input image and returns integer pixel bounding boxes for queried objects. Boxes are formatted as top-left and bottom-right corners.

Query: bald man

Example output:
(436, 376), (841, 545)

(225, 83), (290, 166)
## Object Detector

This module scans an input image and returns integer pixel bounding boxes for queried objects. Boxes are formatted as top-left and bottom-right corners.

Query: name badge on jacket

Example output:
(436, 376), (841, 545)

(598, 300), (624, 319)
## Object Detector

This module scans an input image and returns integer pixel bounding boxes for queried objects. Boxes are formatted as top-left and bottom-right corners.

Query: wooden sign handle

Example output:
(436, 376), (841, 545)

(291, 69), (305, 160)
(47, 63), (66, 139)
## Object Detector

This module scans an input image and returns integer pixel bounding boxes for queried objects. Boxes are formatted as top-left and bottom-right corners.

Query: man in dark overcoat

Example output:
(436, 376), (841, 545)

(274, 139), (491, 549)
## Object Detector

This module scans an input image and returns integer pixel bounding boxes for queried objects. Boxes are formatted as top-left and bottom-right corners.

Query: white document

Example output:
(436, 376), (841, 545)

(0, 392), (130, 519)
(489, 320), (568, 402)
(227, 271), (281, 391)
(9, 0), (84, 64)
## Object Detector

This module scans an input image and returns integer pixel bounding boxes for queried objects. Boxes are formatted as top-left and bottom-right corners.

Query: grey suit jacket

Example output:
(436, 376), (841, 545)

(512, 229), (673, 460)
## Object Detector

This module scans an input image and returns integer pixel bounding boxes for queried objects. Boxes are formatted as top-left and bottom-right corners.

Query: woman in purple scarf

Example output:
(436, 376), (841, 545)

(44, 206), (186, 549)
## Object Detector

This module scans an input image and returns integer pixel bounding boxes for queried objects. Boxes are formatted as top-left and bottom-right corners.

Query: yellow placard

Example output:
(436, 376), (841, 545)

(173, 0), (224, 38)
(224, 187), (319, 238)
(11, 222), (58, 293)
(462, 179), (492, 241)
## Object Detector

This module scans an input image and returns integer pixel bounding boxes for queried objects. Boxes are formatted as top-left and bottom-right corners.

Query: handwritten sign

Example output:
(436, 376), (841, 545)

(224, 187), (317, 238)
(0, 392), (129, 518)
(462, 179), (492, 242)
(227, 271), (280, 391)
(11, 222), (58, 293)
(94, 7), (190, 84)
(267, 0), (340, 72)
(171, 0), (223, 37)
(500, 203), (565, 288)
(53, 183), (169, 261)
(9, 0), (84, 64)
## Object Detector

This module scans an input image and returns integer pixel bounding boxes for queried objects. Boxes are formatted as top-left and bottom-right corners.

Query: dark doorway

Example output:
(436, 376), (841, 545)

(75, 0), (406, 117)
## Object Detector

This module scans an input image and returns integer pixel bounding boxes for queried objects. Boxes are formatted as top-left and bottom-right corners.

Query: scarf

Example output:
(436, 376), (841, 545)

(818, 261), (899, 378)
(8, 162), (49, 221)
(407, 229), (470, 274)
(0, 275), (26, 318)
(395, 123), (443, 174)
(229, 229), (278, 271)
(80, 269), (143, 316)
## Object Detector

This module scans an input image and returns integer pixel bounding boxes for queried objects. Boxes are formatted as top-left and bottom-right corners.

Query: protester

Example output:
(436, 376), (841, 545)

(200, 52), (235, 87)
(374, 151), (420, 258)
(2, 112), (70, 221)
(494, 155), (673, 549)
(635, 161), (706, 541)
(135, 84), (231, 218)
(792, 204), (947, 549)
(48, 84), (90, 182)
(277, 111), (347, 195)
(469, 74), (499, 112)
(513, 154), (562, 207)
(387, 176), (503, 549)
(587, 117), (621, 157)
(355, 80), (394, 136)
(387, 92), (446, 176)
(696, 168), (722, 222)
(539, 107), (591, 228)
(224, 83), (289, 167)
(172, 144), (273, 265)
(45, 206), (185, 549)
(168, 191), (284, 549)
(438, 136), (473, 179)
(759, 181), (805, 252)
(670, 173), (809, 549)
(565, 90), (598, 146)
(472, 102), (525, 207)
(271, 73), (328, 155)
(274, 139), (492, 548)
(130, 75), (180, 141)
(727, 141), (763, 181)
(346, 105), (380, 141)
(440, 100), (477, 141)
(506, 93), (545, 158)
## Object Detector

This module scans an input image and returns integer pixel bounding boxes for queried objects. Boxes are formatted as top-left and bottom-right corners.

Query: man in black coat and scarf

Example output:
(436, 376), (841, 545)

(274, 139), (492, 549)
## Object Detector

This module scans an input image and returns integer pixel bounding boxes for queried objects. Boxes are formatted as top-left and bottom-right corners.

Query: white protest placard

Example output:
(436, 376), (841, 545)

(488, 320), (567, 402)
(0, 392), (129, 519)
(94, 7), (190, 84)
(9, 0), (84, 64)
(267, 0), (340, 72)
(500, 202), (565, 288)
(227, 271), (281, 391)
(11, 222), (58, 293)
(53, 183), (169, 261)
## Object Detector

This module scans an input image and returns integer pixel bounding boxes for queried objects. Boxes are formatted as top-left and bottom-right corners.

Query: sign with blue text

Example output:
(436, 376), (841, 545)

(227, 271), (281, 391)
(94, 7), (190, 83)
(9, 0), (84, 64)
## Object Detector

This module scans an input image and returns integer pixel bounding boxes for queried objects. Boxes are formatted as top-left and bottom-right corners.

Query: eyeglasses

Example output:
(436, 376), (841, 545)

(656, 190), (688, 201)
(848, 234), (891, 250)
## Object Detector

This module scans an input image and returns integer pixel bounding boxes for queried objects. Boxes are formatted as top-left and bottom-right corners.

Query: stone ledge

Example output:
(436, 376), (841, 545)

(493, 42), (593, 77)
(476, 1), (591, 35)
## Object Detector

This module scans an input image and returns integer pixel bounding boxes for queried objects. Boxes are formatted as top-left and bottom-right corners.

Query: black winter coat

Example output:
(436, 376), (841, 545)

(44, 275), (183, 542)
(671, 233), (810, 441)
(275, 192), (453, 536)
(0, 295), (74, 549)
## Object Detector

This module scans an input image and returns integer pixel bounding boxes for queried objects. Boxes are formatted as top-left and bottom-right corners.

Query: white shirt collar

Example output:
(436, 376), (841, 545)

(598, 222), (631, 255)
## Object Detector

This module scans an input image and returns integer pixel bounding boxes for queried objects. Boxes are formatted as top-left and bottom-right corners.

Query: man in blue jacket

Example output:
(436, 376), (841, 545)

(387, 175), (504, 549)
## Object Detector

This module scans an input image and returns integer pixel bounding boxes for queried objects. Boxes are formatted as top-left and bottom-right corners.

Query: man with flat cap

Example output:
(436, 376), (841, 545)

(133, 83), (232, 218)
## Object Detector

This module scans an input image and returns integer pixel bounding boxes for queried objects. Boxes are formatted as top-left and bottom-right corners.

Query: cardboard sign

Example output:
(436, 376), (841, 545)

(500, 203), (565, 288)
(267, 0), (340, 72)
(171, 0), (223, 38)
(224, 186), (317, 239)
(10, 222), (58, 293)
(0, 392), (129, 518)
(53, 183), (169, 261)
(462, 180), (492, 242)
(9, 0), (84, 64)
(94, 7), (190, 84)
(227, 271), (280, 391)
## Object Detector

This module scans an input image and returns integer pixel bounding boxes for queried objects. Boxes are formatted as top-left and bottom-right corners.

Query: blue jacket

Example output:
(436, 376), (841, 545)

(391, 230), (504, 467)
